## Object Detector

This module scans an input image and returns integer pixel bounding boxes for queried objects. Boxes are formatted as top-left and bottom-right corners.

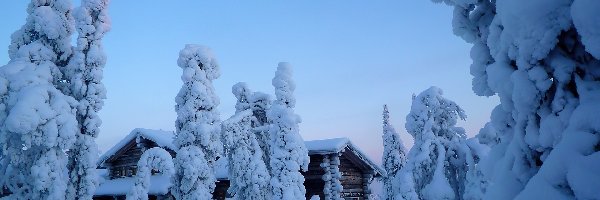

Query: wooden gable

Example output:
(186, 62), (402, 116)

(103, 137), (175, 179)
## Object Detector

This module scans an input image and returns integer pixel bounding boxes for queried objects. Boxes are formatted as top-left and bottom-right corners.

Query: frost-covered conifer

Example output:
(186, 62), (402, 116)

(400, 87), (467, 200)
(0, 55), (78, 199)
(433, 0), (600, 199)
(462, 139), (489, 200)
(232, 82), (273, 173)
(222, 110), (271, 199)
(126, 147), (174, 200)
(171, 44), (223, 199)
(64, 0), (111, 199)
(381, 105), (407, 200)
(0, 1), (78, 199)
(268, 62), (310, 200)
(249, 92), (272, 173)
(321, 154), (343, 200)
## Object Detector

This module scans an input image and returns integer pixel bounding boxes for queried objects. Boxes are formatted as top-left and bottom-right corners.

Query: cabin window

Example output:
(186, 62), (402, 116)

(112, 168), (122, 178)
(127, 166), (137, 177)
(120, 167), (127, 177)
(131, 166), (137, 176)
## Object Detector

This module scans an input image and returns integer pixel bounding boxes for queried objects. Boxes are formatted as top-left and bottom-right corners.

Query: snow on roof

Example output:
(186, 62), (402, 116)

(98, 128), (175, 166)
(95, 175), (171, 196)
(305, 137), (350, 154)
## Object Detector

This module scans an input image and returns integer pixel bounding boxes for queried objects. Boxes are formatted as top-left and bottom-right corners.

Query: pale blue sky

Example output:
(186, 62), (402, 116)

(0, 1), (498, 163)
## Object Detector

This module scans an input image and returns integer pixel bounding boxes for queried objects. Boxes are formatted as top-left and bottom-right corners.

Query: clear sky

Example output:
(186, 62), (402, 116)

(0, 1), (498, 165)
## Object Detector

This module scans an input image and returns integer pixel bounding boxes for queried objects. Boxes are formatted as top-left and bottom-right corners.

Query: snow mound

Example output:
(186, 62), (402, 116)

(95, 175), (171, 196)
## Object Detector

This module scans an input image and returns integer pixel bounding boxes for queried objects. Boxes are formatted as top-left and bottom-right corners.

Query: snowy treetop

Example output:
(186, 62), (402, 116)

(272, 62), (296, 108)
(405, 86), (466, 140)
(177, 44), (220, 80)
(232, 82), (251, 113)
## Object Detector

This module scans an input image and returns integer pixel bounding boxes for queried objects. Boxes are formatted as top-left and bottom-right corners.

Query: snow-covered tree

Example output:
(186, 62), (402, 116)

(0, 0), (78, 199)
(232, 82), (273, 173)
(462, 138), (489, 200)
(64, 0), (111, 199)
(8, 0), (74, 82)
(232, 82), (252, 113)
(268, 62), (310, 199)
(462, 124), (495, 200)
(222, 109), (271, 199)
(250, 92), (272, 174)
(126, 147), (175, 200)
(0, 55), (78, 199)
(321, 154), (343, 200)
(400, 86), (467, 200)
(433, 0), (600, 199)
(381, 105), (407, 200)
(171, 44), (223, 199)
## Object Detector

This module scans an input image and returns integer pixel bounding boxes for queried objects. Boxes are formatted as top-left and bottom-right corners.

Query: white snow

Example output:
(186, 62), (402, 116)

(304, 138), (349, 154)
(95, 175), (172, 196)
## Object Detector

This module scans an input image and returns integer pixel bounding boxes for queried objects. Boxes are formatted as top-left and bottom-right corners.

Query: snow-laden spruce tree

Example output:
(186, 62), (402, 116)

(432, 0), (600, 199)
(249, 92), (272, 173)
(462, 123), (495, 200)
(0, 0), (78, 199)
(268, 62), (310, 199)
(381, 105), (407, 200)
(321, 154), (343, 200)
(64, 0), (111, 199)
(222, 109), (271, 199)
(126, 147), (175, 200)
(232, 82), (273, 173)
(399, 87), (467, 200)
(0, 50), (78, 199)
(171, 44), (224, 199)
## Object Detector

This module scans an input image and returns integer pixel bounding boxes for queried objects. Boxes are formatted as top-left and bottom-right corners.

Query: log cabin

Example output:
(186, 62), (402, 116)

(93, 128), (383, 200)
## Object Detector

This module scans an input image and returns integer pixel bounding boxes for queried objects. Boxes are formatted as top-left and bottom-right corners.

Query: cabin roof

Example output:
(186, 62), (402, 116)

(98, 129), (383, 176)
(98, 128), (175, 166)
(306, 138), (385, 176)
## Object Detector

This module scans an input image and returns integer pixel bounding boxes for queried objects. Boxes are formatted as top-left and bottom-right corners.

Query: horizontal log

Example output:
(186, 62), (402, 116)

(340, 176), (363, 185)
(304, 175), (325, 180)
(343, 184), (364, 190)
(342, 188), (364, 193)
